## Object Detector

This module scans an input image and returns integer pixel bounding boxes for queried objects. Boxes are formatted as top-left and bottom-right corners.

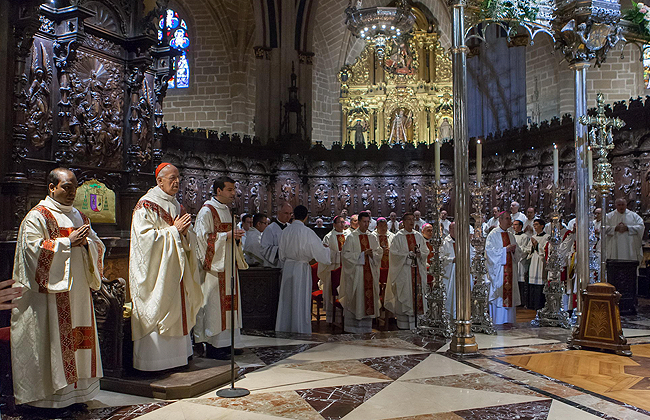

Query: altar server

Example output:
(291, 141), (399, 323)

(512, 220), (532, 307)
(373, 217), (394, 303)
(440, 222), (458, 319)
(528, 219), (549, 310)
(317, 215), (349, 323)
(260, 202), (292, 268)
(606, 198), (644, 263)
(243, 213), (269, 266)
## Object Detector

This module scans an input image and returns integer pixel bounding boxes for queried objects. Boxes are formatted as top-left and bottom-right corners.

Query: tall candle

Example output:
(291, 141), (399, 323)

(476, 139), (483, 185)
(435, 138), (441, 184)
(553, 144), (559, 185)
(587, 147), (594, 188)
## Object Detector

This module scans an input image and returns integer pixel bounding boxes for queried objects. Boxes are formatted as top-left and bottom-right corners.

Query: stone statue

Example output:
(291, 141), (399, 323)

(385, 184), (398, 210)
(439, 118), (452, 141)
(361, 184), (374, 210)
(250, 182), (260, 212)
(281, 178), (294, 203)
(314, 185), (328, 214)
(409, 183), (421, 211)
(353, 120), (367, 145)
(389, 108), (412, 144)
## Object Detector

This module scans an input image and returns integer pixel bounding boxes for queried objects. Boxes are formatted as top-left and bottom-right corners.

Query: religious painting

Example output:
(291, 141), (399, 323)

(384, 38), (416, 76)
(73, 179), (117, 224)
(388, 108), (413, 144)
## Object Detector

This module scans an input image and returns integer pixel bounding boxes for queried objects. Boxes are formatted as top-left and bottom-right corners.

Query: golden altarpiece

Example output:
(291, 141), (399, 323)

(339, 7), (453, 146)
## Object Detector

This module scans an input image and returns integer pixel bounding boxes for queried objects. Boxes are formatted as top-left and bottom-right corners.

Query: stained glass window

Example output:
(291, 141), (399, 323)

(158, 9), (190, 89)
(643, 45), (650, 89)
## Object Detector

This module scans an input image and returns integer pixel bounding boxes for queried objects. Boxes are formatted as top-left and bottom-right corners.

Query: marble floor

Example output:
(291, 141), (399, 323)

(6, 313), (650, 419)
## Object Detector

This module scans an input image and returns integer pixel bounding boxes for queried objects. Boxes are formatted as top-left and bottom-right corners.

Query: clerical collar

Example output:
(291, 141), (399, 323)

(45, 195), (73, 214)
(536, 232), (545, 236)
(515, 232), (524, 235)
(153, 186), (176, 202)
(274, 219), (287, 229)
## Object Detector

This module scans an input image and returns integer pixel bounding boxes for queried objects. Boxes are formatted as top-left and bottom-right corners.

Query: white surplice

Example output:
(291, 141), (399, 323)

(605, 209), (644, 263)
(483, 217), (499, 236)
(194, 198), (249, 349)
(260, 220), (286, 268)
(514, 232), (532, 283)
(243, 227), (265, 266)
(11, 196), (105, 407)
(440, 235), (457, 319)
(317, 229), (349, 323)
(440, 219), (451, 236)
(485, 227), (522, 324)
(384, 229), (428, 329)
(387, 220), (400, 234)
(529, 232), (549, 286)
(129, 186), (203, 371)
(275, 220), (331, 334)
(340, 230), (383, 333)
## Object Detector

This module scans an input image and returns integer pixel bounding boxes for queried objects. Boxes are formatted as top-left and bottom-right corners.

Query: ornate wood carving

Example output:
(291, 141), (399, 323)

(26, 42), (53, 149)
(92, 277), (126, 378)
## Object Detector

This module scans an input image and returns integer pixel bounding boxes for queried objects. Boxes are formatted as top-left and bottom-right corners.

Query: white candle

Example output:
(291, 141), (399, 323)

(587, 147), (594, 188)
(476, 139), (482, 185)
(553, 144), (559, 185)
(435, 138), (441, 184)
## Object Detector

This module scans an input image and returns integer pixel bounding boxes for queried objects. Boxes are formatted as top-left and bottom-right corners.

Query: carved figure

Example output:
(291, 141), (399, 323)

(361, 183), (374, 210)
(185, 176), (198, 207)
(281, 178), (295, 203)
(26, 43), (53, 148)
(619, 167), (638, 197)
(385, 184), (399, 210)
(352, 120), (367, 144)
(314, 185), (328, 214)
(389, 108), (412, 144)
(439, 118), (452, 141)
(409, 183), (422, 211)
(338, 184), (351, 209)
(384, 39), (415, 75)
(250, 182), (260, 212)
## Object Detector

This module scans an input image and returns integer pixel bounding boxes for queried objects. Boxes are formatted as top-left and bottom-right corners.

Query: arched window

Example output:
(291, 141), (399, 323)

(159, 9), (190, 89)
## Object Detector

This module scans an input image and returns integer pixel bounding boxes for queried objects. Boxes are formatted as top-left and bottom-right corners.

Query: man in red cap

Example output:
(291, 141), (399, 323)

(129, 163), (203, 371)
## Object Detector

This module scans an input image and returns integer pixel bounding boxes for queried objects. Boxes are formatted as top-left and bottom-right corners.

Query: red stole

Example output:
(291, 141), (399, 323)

(406, 233), (423, 313)
(426, 242), (434, 285)
(331, 233), (346, 287)
(359, 234), (375, 315)
(32, 205), (97, 384)
(501, 231), (514, 307)
(204, 203), (239, 331)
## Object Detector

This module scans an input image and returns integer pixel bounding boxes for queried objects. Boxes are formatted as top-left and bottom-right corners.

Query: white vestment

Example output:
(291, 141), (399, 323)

(317, 229), (349, 323)
(414, 219), (426, 232)
(340, 230), (383, 333)
(275, 220), (331, 334)
(514, 232), (532, 283)
(11, 196), (105, 407)
(483, 217), (499, 236)
(129, 186), (203, 371)
(194, 198), (249, 348)
(243, 227), (265, 266)
(523, 217), (535, 237)
(261, 220), (286, 268)
(387, 220), (400, 234)
(605, 209), (644, 263)
(529, 233), (549, 285)
(384, 229), (428, 329)
(440, 219), (451, 236)
(511, 212), (527, 224)
(368, 218), (377, 232)
(485, 227), (522, 324)
(440, 235), (457, 319)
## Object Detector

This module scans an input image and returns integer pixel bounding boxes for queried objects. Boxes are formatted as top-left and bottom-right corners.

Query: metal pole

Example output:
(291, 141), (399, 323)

(448, 0), (478, 356)
(571, 61), (591, 319)
(600, 193), (608, 282)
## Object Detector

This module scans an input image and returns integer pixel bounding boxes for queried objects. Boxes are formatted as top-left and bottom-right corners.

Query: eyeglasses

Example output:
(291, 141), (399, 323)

(161, 175), (182, 182)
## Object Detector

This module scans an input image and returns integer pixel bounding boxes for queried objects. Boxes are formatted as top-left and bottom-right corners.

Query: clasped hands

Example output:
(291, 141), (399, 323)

(69, 224), (90, 247)
(506, 244), (517, 253)
(227, 228), (246, 240)
(615, 222), (629, 233)
(173, 213), (192, 235)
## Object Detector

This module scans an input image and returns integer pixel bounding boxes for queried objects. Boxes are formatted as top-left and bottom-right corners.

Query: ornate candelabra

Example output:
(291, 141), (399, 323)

(469, 185), (496, 335)
(531, 183), (571, 328)
(419, 183), (453, 338)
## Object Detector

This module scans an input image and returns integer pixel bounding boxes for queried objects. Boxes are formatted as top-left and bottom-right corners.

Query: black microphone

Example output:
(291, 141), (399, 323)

(231, 207), (240, 245)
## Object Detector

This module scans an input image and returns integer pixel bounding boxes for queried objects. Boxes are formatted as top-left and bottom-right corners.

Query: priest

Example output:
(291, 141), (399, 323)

(605, 198), (644, 263)
(512, 220), (531, 307)
(194, 177), (248, 359)
(373, 217), (394, 304)
(340, 212), (383, 333)
(485, 211), (522, 324)
(528, 219), (549, 310)
(483, 207), (500, 235)
(317, 215), (348, 323)
(276, 205), (331, 333)
(129, 163), (203, 371)
(11, 168), (105, 407)
(385, 212), (428, 329)
(243, 213), (269, 266)
(387, 212), (399, 234)
(440, 210), (451, 236)
(260, 202), (293, 268)
(440, 222), (458, 318)
(421, 223), (434, 285)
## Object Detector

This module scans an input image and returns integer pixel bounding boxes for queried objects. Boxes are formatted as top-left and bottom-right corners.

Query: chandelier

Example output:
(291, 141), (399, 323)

(345, 0), (416, 58)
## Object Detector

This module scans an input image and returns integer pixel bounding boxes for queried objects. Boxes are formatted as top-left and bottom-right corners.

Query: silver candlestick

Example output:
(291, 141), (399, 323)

(469, 184), (496, 335)
(419, 183), (453, 338)
(532, 184), (571, 329)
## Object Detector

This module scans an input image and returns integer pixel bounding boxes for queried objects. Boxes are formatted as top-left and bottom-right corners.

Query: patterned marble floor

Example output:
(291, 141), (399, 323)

(6, 319), (650, 419)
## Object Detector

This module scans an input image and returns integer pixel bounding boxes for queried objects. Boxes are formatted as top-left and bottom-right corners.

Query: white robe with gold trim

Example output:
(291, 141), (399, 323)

(129, 186), (203, 371)
(317, 229), (349, 323)
(11, 196), (104, 407)
(194, 198), (248, 348)
(605, 209), (644, 263)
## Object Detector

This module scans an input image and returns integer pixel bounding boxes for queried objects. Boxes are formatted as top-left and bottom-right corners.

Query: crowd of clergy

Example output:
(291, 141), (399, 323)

(1, 164), (646, 410)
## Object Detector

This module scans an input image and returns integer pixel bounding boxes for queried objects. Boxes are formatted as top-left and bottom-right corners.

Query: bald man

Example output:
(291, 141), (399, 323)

(129, 163), (203, 371)
(261, 202), (293, 268)
(605, 198), (644, 263)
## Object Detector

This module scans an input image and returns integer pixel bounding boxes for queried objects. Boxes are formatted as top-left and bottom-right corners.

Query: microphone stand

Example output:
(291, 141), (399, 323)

(216, 208), (250, 398)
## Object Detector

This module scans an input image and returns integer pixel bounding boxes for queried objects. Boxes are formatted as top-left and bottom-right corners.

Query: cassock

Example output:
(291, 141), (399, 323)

(528, 232), (549, 310)
(605, 209), (644, 263)
(129, 186), (203, 371)
(11, 196), (105, 407)
(340, 230), (383, 333)
(373, 230), (395, 304)
(387, 220), (399, 234)
(243, 227), (265, 266)
(194, 198), (249, 349)
(384, 229), (428, 329)
(513, 232), (532, 307)
(261, 219), (287, 267)
(440, 235), (457, 319)
(317, 229), (348, 323)
(276, 220), (331, 334)
(485, 227), (522, 324)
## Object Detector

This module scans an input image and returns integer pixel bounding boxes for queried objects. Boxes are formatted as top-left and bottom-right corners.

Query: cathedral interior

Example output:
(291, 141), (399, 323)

(4, 0), (650, 418)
